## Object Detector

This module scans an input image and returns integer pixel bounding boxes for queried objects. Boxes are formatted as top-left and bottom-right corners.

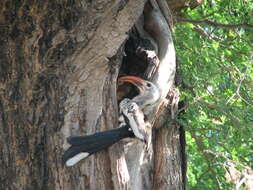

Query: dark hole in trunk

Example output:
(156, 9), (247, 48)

(117, 29), (155, 102)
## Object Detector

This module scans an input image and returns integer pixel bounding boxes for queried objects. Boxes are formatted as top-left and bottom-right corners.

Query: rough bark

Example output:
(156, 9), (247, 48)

(167, 0), (203, 11)
(0, 0), (190, 189)
(143, 2), (184, 189)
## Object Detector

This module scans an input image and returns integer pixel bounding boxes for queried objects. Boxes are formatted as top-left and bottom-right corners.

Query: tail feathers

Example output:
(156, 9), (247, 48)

(63, 126), (133, 166)
(67, 126), (132, 146)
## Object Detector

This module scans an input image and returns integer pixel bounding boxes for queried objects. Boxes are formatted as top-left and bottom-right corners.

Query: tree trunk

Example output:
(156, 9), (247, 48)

(0, 0), (187, 189)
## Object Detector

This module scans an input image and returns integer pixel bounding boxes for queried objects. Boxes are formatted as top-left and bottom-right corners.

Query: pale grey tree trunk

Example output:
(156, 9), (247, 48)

(0, 0), (189, 189)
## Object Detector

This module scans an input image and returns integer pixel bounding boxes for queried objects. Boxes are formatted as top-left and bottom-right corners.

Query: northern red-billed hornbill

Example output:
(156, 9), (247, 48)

(63, 76), (160, 166)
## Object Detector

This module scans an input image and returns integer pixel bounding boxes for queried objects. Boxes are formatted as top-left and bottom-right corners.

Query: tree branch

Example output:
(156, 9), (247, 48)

(189, 129), (222, 190)
(177, 18), (253, 29)
(193, 26), (222, 41)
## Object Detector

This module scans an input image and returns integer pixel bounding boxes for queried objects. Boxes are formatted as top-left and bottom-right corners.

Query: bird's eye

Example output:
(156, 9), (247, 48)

(146, 83), (151, 88)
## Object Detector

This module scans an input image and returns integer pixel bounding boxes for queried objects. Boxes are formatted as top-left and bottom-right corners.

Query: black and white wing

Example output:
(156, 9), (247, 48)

(119, 98), (151, 144)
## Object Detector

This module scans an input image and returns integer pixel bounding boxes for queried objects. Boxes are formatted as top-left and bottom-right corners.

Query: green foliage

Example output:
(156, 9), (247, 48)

(174, 0), (253, 189)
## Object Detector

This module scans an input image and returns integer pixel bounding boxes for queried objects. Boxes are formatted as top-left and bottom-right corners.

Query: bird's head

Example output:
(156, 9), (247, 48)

(118, 76), (160, 110)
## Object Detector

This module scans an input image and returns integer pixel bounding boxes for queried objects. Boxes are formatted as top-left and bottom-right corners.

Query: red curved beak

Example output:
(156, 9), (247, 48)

(118, 76), (145, 91)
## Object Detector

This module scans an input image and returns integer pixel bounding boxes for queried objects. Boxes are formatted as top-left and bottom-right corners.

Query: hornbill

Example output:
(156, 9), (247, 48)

(63, 76), (160, 166)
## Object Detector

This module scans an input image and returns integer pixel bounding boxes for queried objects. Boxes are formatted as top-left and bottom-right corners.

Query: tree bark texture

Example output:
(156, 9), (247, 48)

(0, 0), (189, 189)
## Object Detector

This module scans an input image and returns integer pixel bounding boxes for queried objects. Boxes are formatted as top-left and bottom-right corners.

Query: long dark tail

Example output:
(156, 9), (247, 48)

(63, 126), (134, 166)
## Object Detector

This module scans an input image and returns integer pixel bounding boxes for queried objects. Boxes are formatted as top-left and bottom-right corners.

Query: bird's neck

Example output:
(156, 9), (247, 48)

(132, 90), (160, 114)
(132, 94), (154, 111)
(132, 95), (146, 107)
